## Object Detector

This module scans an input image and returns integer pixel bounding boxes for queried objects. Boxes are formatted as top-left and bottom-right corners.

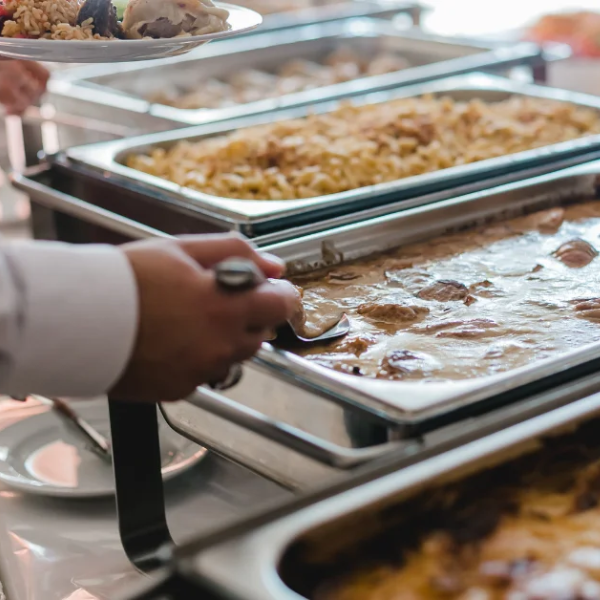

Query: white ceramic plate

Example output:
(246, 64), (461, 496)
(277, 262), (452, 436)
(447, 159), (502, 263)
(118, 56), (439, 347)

(0, 400), (206, 498)
(0, 3), (261, 63)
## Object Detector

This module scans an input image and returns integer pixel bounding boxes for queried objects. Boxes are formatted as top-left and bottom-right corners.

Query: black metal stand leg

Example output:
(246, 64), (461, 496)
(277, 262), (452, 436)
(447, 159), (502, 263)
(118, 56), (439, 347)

(108, 399), (174, 573)
(533, 62), (548, 84)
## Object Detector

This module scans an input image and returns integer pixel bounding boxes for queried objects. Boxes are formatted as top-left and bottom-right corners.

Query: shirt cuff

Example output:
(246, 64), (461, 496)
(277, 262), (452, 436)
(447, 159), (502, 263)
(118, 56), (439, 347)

(3, 242), (138, 398)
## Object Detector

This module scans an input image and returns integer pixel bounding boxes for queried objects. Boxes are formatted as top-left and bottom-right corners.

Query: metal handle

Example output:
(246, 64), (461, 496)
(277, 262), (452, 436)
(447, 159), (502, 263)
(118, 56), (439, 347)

(11, 171), (171, 239)
(19, 106), (140, 138)
(214, 258), (266, 291)
(182, 385), (403, 469)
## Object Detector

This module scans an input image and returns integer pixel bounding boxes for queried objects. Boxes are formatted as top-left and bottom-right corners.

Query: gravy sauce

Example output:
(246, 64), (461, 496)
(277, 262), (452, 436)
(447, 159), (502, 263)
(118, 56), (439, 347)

(287, 200), (600, 381)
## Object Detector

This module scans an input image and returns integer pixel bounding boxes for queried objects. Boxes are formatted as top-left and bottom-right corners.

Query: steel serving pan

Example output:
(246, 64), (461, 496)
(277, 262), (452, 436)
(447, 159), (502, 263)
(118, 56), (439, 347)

(46, 20), (549, 131)
(178, 387), (600, 600)
(115, 376), (600, 600)
(156, 161), (600, 489)
(17, 159), (600, 489)
(62, 73), (600, 236)
(226, 0), (423, 36)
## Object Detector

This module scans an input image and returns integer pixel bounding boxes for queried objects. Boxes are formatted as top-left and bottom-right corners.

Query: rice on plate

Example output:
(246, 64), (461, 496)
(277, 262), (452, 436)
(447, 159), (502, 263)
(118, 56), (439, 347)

(2, 0), (105, 40)
(0, 0), (231, 40)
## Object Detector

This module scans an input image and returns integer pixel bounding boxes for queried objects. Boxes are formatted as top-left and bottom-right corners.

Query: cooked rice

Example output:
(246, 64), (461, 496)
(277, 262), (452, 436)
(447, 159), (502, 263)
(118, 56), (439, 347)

(2, 0), (109, 39)
(126, 95), (600, 201)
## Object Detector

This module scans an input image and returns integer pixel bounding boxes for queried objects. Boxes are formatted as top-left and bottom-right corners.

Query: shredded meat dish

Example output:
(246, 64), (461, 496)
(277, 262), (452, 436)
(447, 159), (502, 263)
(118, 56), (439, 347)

(149, 46), (410, 109)
(286, 201), (600, 381)
(312, 419), (600, 600)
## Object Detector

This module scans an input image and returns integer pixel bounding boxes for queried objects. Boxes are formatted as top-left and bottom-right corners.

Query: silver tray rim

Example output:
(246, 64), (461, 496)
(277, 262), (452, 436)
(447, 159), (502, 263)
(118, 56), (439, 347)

(227, 0), (422, 36)
(188, 388), (600, 600)
(63, 73), (600, 226)
(48, 18), (522, 126)
(249, 159), (600, 423)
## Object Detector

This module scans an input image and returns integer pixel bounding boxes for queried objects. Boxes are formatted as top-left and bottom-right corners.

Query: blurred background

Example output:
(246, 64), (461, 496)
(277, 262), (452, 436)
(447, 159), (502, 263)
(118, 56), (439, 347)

(422, 0), (600, 37)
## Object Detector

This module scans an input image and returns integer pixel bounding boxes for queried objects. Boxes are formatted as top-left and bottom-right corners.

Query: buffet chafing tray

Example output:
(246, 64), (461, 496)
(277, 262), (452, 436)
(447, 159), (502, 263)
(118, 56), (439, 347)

(234, 0), (423, 35)
(118, 386), (600, 600)
(56, 73), (600, 238)
(46, 20), (550, 135)
(16, 159), (600, 490)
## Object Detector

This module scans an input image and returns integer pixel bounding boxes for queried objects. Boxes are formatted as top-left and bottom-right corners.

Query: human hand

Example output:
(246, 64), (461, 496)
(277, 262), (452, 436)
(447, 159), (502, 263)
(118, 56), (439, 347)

(0, 60), (49, 115)
(110, 233), (297, 402)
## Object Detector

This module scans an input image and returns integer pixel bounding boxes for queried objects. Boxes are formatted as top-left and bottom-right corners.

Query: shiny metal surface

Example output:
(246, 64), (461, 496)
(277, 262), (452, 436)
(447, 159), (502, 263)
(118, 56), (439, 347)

(184, 383), (600, 600)
(46, 19), (547, 132)
(63, 74), (600, 236)
(161, 160), (600, 487)
(16, 159), (600, 488)
(235, 0), (422, 35)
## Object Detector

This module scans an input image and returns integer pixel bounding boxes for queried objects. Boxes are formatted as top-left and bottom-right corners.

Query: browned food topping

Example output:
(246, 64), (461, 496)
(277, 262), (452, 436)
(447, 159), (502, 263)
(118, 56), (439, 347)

(312, 423), (600, 600)
(417, 280), (469, 302)
(469, 279), (502, 298)
(571, 298), (600, 321)
(553, 238), (598, 268)
(533, 207), (566, 233)
(418, 319), (500, 340)
(327, 270), (362, 282)
(464, 295), (477, 306)
(357, 302), (429, 324)
(382, 258), (415, 273)
(377, 349), (427, 379)
(435, 319), (500, 339)
(334, 334), (378, 358)
(573, 462), (600, 513)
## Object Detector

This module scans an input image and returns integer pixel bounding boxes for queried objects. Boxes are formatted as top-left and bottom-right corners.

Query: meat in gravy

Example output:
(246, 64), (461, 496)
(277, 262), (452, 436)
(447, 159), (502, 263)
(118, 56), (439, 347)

(286, 201), (600, 381)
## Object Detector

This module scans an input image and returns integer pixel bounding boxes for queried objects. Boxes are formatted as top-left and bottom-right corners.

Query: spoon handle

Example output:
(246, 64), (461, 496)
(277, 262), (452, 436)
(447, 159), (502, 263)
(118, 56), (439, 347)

(209, 258), (266, 390)
(214, 258), (266, 292)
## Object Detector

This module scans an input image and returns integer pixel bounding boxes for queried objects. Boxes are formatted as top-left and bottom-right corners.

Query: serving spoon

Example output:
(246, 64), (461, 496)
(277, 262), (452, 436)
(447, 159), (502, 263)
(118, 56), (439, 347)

(214, 258), (350, 343)
(208, 257), (349, 390)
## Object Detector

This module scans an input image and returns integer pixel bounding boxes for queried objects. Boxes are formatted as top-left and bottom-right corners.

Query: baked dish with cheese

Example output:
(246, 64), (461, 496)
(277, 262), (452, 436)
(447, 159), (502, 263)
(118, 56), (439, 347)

(285, 417), (600, 600)
(285, 200), (600, 381)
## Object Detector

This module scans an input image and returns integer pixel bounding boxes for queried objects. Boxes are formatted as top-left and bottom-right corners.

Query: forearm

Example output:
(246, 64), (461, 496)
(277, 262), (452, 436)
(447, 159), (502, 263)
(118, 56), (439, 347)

(0, 241), (138, 397)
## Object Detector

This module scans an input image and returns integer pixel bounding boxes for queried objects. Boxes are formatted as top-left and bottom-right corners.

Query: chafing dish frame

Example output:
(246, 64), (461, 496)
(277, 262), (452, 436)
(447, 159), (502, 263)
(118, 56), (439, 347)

(61, 73), (600, 237)
(114, 373), (600, 599)
(46, 20), (552, 132)
(167, 385), (600, 600)
(217, 0), (424, 36)
(16, 159), (600, 491)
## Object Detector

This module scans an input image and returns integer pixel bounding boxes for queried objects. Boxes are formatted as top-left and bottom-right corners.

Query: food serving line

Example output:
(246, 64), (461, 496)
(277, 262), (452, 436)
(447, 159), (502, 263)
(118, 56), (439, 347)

(7, 1), (600, 598)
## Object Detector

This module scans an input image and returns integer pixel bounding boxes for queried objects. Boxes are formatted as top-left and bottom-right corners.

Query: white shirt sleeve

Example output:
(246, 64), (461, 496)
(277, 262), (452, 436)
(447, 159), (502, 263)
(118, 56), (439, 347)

(0, 241), (138, 398)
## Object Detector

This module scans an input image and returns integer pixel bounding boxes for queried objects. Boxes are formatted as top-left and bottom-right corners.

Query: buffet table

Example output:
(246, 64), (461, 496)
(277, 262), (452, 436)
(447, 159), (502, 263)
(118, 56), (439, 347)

(0, 399), (288, 600)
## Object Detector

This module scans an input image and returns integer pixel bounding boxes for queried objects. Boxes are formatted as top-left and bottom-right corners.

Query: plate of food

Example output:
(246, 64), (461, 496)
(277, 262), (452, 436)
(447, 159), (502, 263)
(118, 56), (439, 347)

(0, 0), (262, 62)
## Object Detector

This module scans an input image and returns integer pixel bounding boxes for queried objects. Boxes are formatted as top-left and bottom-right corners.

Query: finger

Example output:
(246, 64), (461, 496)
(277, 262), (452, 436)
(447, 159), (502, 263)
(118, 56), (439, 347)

(230, 333), (266, 363)
(178, 233), (285, 278)
(245, 280), (300, 328)
(22, 61), (50, 86)
(2, 89), (29, 115)
(17, 74), (39, 101)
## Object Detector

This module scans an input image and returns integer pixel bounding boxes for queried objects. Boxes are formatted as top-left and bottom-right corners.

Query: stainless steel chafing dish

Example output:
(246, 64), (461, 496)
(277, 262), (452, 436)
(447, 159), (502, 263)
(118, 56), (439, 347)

(45, 20), (550, 138)
(14, 159), (600, 490)
(232, 0), (423, 35)
(122, 385), (600, 600)
(50, 74), (600, 239)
